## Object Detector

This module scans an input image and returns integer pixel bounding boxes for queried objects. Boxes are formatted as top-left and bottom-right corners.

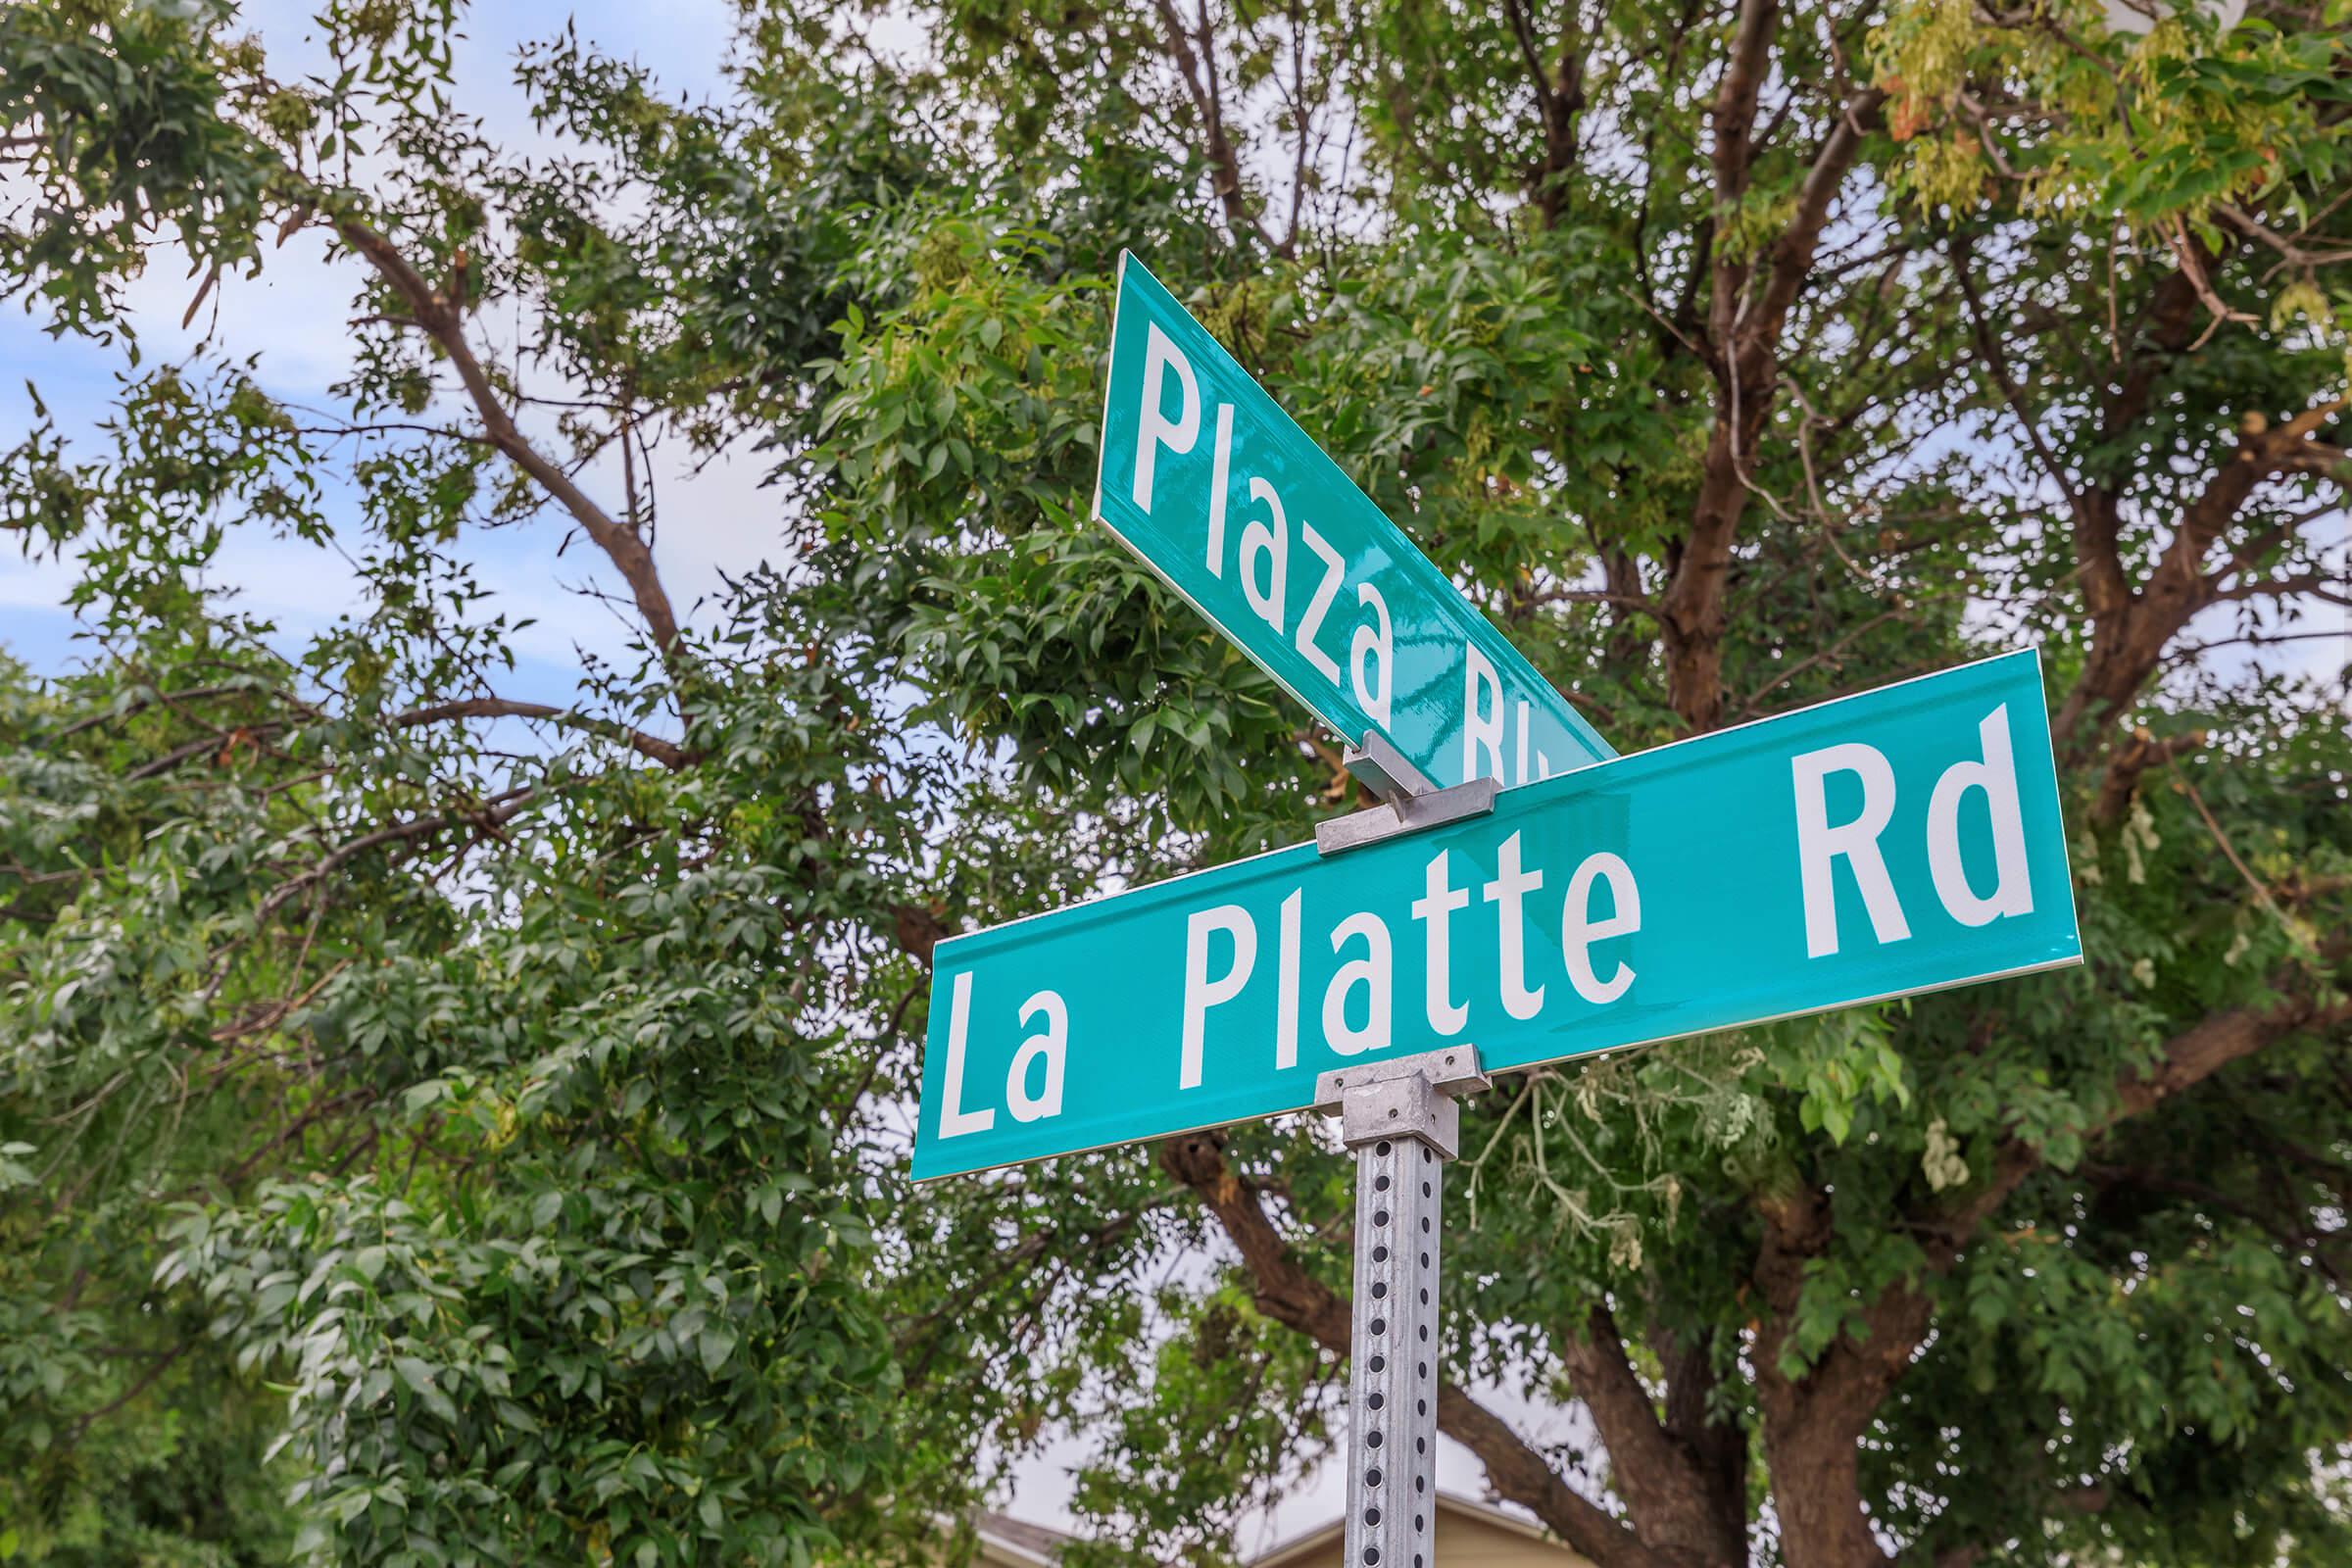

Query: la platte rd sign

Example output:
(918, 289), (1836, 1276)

(914, 649), (2081, 1180)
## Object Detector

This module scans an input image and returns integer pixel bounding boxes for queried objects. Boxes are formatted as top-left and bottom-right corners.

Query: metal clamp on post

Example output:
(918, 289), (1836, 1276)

(1315, 730), (1497, 858)
(1315, 1047), (1490, 1568)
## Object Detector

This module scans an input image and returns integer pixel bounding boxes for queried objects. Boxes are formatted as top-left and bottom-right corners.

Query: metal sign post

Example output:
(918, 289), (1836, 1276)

(1316, 1048), (1488, 1568)
(1313, 748), (1492, 1568)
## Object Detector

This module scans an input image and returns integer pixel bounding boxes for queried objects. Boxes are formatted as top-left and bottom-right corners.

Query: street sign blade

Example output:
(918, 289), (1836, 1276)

(1092, 253), (1615, 792)
(912, 649), (2082, 1181)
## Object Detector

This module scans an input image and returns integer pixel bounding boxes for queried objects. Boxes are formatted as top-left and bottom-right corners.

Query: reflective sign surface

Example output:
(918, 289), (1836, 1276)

(913, 651), (2081, 1179)
(1093, 253), (1615, 791)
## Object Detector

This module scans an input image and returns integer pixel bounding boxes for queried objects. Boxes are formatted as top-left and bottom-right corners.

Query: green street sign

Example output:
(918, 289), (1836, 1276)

(1092, 253), (1615, 790)
(912, 650), (2081, 1179)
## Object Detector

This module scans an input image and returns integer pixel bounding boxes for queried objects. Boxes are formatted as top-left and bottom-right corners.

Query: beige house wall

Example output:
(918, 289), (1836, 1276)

(944, 1492), (1592, 1568)
(1250, 1494), (1593, 1568)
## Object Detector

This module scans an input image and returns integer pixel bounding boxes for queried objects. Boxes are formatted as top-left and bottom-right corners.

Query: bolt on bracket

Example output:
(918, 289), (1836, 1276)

(1315, 731), (1498, 858)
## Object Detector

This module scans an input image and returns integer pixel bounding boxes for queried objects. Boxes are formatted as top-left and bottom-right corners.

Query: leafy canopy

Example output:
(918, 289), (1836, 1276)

(3, 2), (2350, 1568)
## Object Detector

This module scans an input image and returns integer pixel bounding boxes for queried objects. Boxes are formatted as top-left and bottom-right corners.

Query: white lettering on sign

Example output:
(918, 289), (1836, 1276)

(1562, 853), (1642, 1004)
(1123, 328), (1456, 760)
(1297, 522), (1348, 684)
(1792, 703), (2036, 957)
(1134, 322), (1199, 513)
(930, 691), (2059, 1155)
(1790, 740), (1910, 958)
(1460, 643), (1559, 789)
(1351, 583), (1393, 729)
(1183, 905), (1256, 1090)
(1007, 990), (1068, 1123)
(1409, 850), (1470, 1037)
(1241, 477), (1290, 633)
(1153, 842), (1651, 1098)
(1323, 911), (1393, 1055)
(1483, 831), (1546, 1020)
(1928, 705), (2034, 926)
(939, 971), (995, 1138)
(1276, 888), (1303, 1069)
(1152, 837), (1644, 1097)
(1205, 402), (1235, 574)
(1463, 645), (1504, 784)
(938, 982), (1073, 1137)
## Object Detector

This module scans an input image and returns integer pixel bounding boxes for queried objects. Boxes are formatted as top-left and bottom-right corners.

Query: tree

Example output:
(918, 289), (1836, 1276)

(800, 3), (2352, 1565)
(2, 3), (962, 1563)
(2, 2), (2348, 1568)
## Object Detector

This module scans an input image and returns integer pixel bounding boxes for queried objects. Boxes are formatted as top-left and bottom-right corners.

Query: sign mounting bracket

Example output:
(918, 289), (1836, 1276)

(1318, 730), (1498, 858)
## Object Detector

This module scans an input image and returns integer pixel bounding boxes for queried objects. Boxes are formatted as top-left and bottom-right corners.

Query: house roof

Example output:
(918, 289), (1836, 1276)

(967, 1490), (1579, 1568)
(1245, 1491), (1577, 1567)
(973, 1509), (1074, 1566)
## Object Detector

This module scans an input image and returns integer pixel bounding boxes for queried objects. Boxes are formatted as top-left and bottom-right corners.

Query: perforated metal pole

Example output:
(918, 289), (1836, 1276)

(1316, 1049), (1489, 1568)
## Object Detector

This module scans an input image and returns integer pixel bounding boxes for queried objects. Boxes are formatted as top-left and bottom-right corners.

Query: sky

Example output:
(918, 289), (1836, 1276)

(0, 0), (771, 713)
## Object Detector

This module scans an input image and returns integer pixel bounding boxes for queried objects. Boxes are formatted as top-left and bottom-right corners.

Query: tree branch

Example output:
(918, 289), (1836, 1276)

(2061, 395), (2347, 734)
(1156, 1131), (1667, 1568)
(61, 1340), (194, 1451)
(1658, 61), (1884, 733)
(1751, 86), (1888, 345)
(1708, 0), (1779, 226)
(1558, 1303), (1744, 1562)
(1742, 972), (2349, 1565)
(332, 214), (690, 680)
(1501, 0), (1586, 220)
(252, 783), (550, 926)
(1938, 989), (2352, 1246)
(1146, 0), (1271, 251)
(390, 698), (692, 769)
(2089, 726), (2206, 828)
(1950, 234), (2080, 515)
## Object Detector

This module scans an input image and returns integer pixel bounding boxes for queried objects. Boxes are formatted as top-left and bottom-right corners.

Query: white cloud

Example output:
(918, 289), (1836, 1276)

(6, 0), (779, 685)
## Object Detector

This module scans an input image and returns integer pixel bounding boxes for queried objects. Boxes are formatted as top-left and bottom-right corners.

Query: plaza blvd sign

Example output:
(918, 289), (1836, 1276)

(911, 650), (2082, 1180)
(1092, 253), (1616, 791)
